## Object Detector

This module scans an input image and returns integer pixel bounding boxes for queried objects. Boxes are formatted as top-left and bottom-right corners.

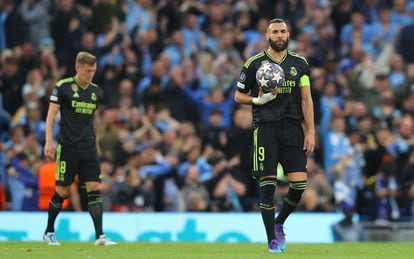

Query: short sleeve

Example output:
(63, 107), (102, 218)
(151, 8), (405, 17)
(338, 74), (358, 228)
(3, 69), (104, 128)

(49, 86), (61, 104)
(236, 66), (255, 94)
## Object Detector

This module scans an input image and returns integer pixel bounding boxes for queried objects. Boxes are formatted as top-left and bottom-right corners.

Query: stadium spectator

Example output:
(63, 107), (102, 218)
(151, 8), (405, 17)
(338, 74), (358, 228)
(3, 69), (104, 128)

(200, 109), (227, 152)
(178, 143), (213, 185)
(319, 104), (350, 184)
(0, 0), (25, 51)
(17, 99), (46, 145)
(354, 0), (380, 24)
(0, 51), (26, 116)
(99, 157), (115, 211)
(162, 177), (182, 212)
(161, 65), (199, 123)
(7, 152), (39, 211)
(180, 165), (209, 212)
(390, 0), (412, 26)
(51, 0), (88, 67)
(388, 53), (406, 89)
(98, 66), (124, 108)
(370, 5), (400, 54)
(19, 0), (51, 50)
(111, 150), (154, 212)
(340, 10), (375, 56)
(372, 90), (402, 128)
(375, 162), (400, 223)
(301, 156), (333, 212)
(184, 86), (236, 128)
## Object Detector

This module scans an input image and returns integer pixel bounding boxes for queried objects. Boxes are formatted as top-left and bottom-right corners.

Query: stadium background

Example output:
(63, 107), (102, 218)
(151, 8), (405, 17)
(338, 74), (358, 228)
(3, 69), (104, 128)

(1, 0), (414, 243)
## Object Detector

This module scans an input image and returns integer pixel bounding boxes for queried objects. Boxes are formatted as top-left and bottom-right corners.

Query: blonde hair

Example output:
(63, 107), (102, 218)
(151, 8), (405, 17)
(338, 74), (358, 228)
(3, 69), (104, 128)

(76, 51), (96, 66)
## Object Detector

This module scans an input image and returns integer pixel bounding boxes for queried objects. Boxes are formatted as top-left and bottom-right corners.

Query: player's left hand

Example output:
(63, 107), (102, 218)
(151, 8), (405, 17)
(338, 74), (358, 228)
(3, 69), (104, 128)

(44, 141), (55, 161)
(303, 132), (315, 156)
(252, 87), (277, 105)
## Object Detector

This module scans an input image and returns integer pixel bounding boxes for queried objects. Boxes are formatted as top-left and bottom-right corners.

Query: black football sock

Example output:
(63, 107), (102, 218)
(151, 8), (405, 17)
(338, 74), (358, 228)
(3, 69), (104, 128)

(275, 181), (306, 224)
(45, 192), (65, 233)
(87, 190), (104, 239)
(259, 178), (277, 244)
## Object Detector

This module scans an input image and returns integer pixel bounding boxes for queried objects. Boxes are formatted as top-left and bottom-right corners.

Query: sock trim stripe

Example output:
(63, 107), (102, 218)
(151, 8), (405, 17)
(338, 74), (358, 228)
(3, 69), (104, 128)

(50, 201), (62, 208)
(260, 181), (277, 187)
(291, 183), (306, 186)
(290, 185), (306, 190)
(88, 200), (103, 205)
(87, 194), (101, 197)
(283, 197), (298, 206)
(290, 182), (307, 190)
(259, 203), (275, 210)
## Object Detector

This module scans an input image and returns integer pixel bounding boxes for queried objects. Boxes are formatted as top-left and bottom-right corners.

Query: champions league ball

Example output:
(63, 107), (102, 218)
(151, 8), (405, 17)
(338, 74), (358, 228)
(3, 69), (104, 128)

(255, 63), (285, 93)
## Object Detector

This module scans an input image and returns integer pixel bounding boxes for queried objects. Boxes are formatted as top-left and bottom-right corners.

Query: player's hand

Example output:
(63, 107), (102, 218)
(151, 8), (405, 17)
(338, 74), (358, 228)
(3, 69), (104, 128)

(252, 87), (277, 105)
(44, 141), (55, 160)
(303, 132), (315, 156)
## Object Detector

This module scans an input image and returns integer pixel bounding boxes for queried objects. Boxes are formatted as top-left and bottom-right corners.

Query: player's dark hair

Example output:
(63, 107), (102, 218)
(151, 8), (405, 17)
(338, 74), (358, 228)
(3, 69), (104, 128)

(268, 18), (285, 26)
(76, 51), (97, 66)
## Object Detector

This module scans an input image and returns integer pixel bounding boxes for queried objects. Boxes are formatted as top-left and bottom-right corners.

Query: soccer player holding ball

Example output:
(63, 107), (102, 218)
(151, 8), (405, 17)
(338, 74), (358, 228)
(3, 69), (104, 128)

(43, 52), (116, 246)
(234, 18), (315, 253)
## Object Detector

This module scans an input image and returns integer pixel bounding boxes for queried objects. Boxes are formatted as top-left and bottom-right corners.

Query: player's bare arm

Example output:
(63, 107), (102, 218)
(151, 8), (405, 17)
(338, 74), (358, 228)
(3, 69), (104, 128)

(44, 102), (60, 160)
(234, 90), (255, 104)
(300, 85), (315, 156)
(93, 112), (101, 155)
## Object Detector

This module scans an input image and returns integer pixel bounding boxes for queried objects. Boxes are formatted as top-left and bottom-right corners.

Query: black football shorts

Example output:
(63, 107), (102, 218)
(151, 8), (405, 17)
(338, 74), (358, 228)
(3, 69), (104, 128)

(252, 119), (307, 178)
(55, 144), (101, 186)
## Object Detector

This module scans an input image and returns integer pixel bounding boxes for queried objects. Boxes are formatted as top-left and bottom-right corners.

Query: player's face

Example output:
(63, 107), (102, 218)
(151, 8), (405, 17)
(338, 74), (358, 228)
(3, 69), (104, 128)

(76, 63), (97, 85)
(266, 22), (289, 52)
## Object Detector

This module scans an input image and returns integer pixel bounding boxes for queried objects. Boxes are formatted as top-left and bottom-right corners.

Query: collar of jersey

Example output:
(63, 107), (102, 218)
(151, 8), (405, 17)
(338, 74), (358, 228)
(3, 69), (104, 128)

(73, 77), (90, 90)
(264, 50), (287, 64)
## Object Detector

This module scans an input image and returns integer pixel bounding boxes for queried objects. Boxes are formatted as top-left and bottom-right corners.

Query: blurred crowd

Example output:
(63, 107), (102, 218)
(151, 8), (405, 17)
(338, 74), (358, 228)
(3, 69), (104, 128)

(0, 0), (414, 223)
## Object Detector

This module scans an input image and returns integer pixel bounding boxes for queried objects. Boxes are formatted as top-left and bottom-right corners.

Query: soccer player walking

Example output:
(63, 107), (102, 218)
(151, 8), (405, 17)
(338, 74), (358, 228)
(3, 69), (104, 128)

(234, 18), (315, 253)
(43, 52), (116, 246)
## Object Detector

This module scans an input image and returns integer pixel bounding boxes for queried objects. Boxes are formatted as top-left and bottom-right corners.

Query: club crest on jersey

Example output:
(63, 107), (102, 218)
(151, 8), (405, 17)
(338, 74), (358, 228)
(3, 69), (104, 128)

(71, 84), (78, 92)
(290, 67), (297, 76)
(71, 84), (79, 98)
(91, 93), (97, 101)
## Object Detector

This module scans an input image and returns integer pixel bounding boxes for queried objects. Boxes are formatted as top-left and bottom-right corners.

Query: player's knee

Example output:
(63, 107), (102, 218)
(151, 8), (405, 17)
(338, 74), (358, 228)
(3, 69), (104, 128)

(259, 178), (277, 208)
(85, 182), (100, 192)
(55, 186), (70, 199)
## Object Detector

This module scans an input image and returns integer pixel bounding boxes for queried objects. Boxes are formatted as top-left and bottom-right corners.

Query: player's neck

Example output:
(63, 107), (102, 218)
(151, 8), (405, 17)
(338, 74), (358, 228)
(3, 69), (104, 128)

(266, 48), (287, 63)
(74, 75), (89, 88)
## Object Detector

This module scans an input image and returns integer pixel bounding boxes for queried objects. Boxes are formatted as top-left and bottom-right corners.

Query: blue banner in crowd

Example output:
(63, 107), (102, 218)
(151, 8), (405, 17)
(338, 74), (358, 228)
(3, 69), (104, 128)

(0, 212), (344, 243)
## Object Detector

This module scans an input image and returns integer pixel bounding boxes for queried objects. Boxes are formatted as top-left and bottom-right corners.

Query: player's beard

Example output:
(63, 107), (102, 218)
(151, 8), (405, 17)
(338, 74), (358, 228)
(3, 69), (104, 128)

(269, 38), (289, 52)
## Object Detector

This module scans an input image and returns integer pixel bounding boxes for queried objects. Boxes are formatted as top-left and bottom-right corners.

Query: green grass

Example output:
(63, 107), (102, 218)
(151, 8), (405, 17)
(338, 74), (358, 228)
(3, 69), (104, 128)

(1, 242), (413, 259)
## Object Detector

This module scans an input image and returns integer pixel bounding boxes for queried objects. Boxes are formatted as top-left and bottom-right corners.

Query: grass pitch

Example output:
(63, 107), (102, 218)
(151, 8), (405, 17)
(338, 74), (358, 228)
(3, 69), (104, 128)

(0, 242), (413, 259)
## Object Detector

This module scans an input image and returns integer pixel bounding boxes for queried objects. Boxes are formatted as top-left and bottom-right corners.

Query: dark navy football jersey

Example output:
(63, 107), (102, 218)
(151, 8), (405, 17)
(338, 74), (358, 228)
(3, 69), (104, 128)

(50, 77), (100, 150)
(236, 50), (311, 128)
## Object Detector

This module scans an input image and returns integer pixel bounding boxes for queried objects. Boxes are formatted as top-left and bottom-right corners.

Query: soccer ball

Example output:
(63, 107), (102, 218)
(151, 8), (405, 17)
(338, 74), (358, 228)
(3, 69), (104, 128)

(255, 63), (285, 93)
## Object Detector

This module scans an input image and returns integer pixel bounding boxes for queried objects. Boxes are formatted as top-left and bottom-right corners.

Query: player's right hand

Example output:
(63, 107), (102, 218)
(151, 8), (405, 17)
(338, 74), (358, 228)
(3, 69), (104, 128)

(44, 141), (55, 160)
(252, 87), (277, 105)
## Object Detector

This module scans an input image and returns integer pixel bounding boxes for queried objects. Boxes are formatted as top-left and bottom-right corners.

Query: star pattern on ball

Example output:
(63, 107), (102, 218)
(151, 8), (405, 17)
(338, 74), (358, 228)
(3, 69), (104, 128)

(258, 77), (269, 87)
(256, 62), (285, 92)
(273, 71), (283, 83)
